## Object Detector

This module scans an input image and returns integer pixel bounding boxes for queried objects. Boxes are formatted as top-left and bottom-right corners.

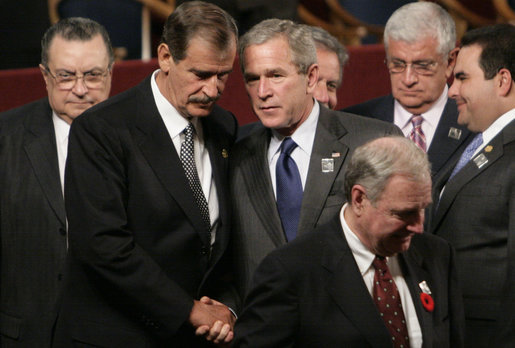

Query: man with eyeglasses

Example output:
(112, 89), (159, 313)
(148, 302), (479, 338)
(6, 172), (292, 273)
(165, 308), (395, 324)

(343, 2), (474, 180)
(0, 17), (113, 347)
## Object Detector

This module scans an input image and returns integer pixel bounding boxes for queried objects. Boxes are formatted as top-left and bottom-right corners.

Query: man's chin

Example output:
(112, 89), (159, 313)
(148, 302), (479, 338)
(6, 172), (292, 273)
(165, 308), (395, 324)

(187, 105), (215, 118)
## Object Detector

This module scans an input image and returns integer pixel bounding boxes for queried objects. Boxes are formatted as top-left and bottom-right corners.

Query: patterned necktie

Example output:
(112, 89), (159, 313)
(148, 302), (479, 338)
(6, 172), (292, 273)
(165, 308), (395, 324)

(276, 137), (303, 242)
(409, 115), (426, 152)
(448, 132), (483, 181)
(180, 123), (211, 236)
(372, 256), (410, 348)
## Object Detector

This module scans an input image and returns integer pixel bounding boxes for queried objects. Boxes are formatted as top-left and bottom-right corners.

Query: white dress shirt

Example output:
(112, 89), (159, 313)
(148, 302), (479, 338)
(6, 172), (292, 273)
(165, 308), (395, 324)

(340, 204), (423, 348)
(472, 107), (515, 157)
(52, 112), (71, 195)
(150, 70), (219, 244)
(268, 100), (320, 197)
(394, 85), (449, 149)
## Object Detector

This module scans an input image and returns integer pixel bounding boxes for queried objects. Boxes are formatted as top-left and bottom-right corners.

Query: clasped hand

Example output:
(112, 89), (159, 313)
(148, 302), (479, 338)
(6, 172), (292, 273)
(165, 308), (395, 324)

(189, 296), (236, 345)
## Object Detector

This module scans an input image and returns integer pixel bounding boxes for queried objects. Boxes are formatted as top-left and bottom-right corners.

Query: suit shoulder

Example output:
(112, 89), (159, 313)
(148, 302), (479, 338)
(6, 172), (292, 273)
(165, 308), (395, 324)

(265, 223), (339, 268)
(411, 233), (453, 259)
(341, 95), (393, 116)
(0, 98), (50, 132)
(330, 109), (400, 134)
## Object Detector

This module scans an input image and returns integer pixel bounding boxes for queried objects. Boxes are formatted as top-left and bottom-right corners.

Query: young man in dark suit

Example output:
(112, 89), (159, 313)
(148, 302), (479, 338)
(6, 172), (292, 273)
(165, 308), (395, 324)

(234, 136), (465, 347)
(430, 24), (515, 347)
(231, 19), (401, 301)
(0, 18), (113, 347)
(54, 2), (238, 347)
(343, 2), (473, 179)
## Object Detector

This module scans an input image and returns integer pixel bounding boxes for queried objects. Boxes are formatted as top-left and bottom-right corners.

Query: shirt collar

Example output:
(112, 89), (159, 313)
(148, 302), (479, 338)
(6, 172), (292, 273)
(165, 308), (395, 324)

(269, 100), (320, 161)
(481, 108), (515, 146)
(52, 111), (71, 143)
(150, 69), (191, 138)
(340, 204), (376, 275)
(394, 84), (448, 130)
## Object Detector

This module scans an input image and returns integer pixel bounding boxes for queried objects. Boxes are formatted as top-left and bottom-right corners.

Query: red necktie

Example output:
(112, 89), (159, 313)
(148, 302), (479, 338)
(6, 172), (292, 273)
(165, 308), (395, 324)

(372, 256), (410, 348)
(409, 115), (426, 152)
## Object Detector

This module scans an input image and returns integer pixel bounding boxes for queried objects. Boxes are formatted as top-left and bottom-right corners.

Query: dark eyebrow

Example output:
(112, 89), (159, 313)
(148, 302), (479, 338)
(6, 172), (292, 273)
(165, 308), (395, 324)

(190, 68), (233, 79)
(455, 71), (466, 79)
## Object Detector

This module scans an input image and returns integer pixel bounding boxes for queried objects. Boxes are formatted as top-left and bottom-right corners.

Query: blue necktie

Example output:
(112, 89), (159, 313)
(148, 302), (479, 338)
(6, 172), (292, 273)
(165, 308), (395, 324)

(276, 137), (303, 242)
(448, 133), (483, 181)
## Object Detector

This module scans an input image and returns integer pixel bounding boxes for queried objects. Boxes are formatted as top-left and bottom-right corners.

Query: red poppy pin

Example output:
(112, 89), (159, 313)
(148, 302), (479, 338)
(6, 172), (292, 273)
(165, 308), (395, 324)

(418, 281), (434, 312)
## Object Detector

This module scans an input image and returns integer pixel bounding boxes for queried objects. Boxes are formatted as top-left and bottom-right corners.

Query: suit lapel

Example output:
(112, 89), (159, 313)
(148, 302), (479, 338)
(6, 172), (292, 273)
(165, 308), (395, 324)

(400, 244), (435, 348)
(322, 219), (392, 347)
(298, 109), (349, 235)
(131, 80), (210, 245)
(427, 99), (472, 176)
(433, 125), (509, 230)
(23, 103), (66, 227)
(201, 114), (231, 262)
(239, 127), (286, 246)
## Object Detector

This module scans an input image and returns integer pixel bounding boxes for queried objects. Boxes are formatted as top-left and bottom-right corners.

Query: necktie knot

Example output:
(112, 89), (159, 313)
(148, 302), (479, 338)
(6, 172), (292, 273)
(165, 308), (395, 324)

(281, 137), (298, 156)
(372, 255), (387, 270)
(409, 115), (426, 152)
(183, 123), (195, 139)
(410, 114), (423, 128)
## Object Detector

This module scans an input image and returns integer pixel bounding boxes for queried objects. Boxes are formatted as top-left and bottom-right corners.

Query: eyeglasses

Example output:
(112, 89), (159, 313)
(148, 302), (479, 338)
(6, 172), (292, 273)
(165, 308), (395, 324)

(44, 66), (110, 90)
(385, 59), (439, 76)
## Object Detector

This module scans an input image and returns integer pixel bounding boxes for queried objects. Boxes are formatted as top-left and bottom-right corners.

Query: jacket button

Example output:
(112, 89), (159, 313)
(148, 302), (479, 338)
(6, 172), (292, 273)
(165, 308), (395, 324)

(59, 227), (66, 236)
(200, 246), (208, 255)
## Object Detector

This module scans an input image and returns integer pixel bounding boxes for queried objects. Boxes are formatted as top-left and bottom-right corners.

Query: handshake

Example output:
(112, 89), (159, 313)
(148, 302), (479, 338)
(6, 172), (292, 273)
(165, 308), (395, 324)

(189, 296), (236, 345)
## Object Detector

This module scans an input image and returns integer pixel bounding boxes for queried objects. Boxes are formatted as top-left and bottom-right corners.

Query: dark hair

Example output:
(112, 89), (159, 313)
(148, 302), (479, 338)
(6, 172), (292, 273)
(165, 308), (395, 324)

(460, 24), (515, 79)
(41, 17), (114, 67)
(161, 1), (238, 62)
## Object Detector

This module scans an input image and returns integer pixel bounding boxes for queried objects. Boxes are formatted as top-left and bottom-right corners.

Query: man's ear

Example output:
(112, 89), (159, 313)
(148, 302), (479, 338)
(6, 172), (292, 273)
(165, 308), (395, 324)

(306, 63), (319, 94)
(39, 64), (50, 87)
(445, 47), (459, 80)
(158, 43), (173, 74)
(350, 184), (367, 216)
(497, 68), (513, 97)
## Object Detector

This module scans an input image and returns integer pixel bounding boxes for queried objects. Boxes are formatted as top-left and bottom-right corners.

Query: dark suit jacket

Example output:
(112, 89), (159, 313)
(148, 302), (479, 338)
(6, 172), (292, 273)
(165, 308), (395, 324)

(54, 76), (237, 347)
(343, 94), (474, 179)
(233, 216), (465, 347)
(429, 119), (515, 347)
(0, 99), (67, 347)
(230, 107), (402, 300)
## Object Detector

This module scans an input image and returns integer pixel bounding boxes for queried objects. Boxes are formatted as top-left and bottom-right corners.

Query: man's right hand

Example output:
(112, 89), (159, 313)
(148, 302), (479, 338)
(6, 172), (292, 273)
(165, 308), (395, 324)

(189, 296), (235, 344)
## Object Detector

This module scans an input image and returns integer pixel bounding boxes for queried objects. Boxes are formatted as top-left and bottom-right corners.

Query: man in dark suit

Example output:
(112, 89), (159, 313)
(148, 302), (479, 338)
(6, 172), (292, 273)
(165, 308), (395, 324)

(54, 2), (238, 347)
(234, 136), (465, 347)
(343, 2), (473, 179)
(231, 19), (401, 300)
(430, 24), (515, 347)
(0, 18), (113, 347)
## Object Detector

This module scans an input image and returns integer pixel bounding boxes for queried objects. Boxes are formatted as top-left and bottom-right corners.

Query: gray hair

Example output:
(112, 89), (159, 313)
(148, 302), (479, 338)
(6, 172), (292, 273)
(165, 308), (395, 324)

(308, 25), (348, 84)
(344, 136), (431, 205)
(41, 17), (114, 68)
(384, 2), (456, 57)
(238, 19), (317, 75)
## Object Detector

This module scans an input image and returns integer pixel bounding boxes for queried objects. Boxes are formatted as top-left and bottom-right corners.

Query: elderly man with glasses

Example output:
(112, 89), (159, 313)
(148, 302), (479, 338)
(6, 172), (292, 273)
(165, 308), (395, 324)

(0, 17), (113, 347)
(343, 1), (474, 180)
